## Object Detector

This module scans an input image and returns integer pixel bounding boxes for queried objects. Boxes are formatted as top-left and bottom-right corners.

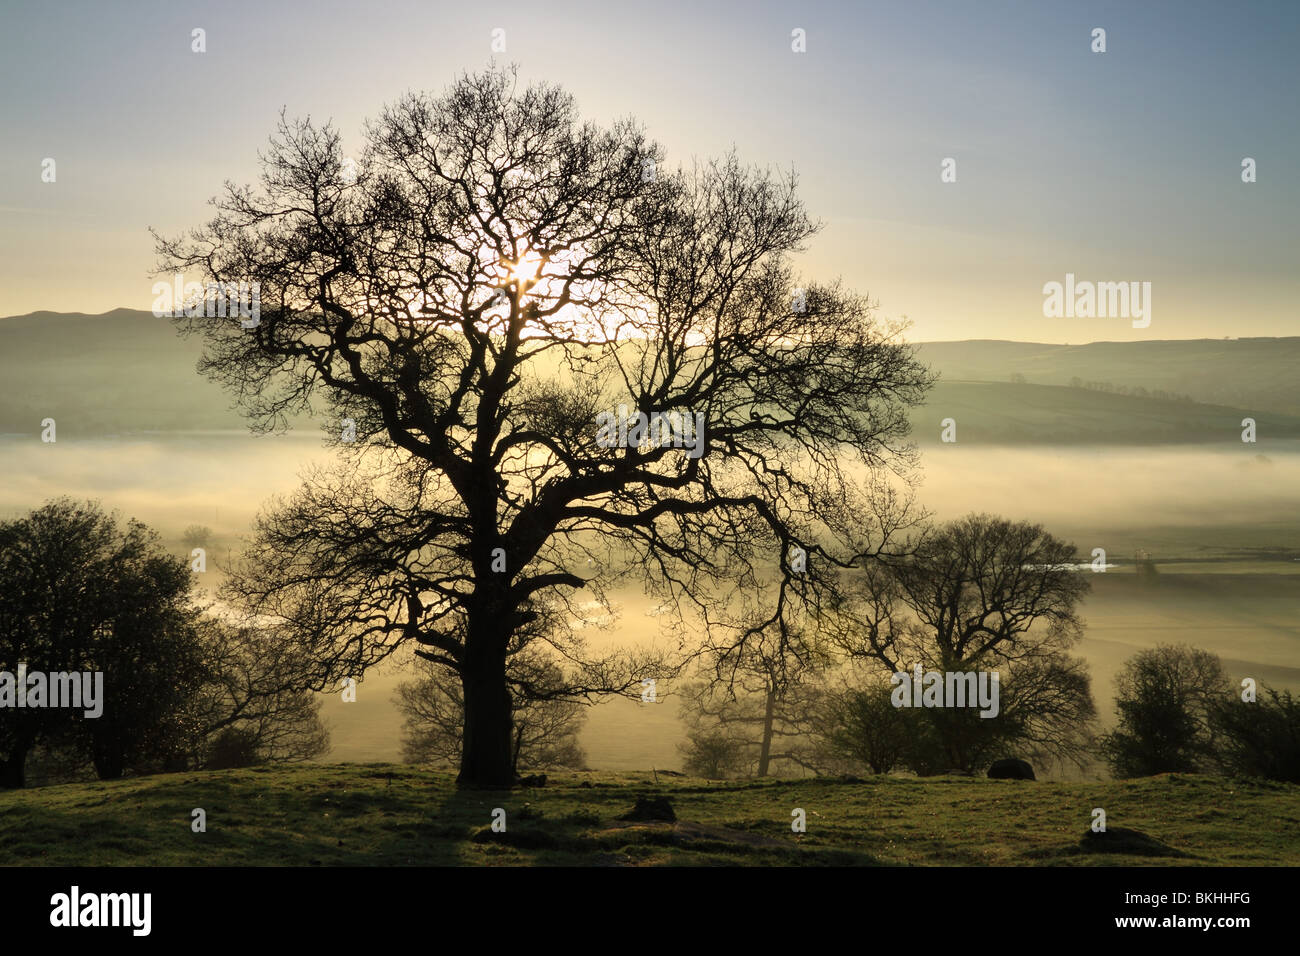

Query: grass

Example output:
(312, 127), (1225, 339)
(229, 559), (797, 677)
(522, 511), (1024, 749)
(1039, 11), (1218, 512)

(911, 380), (1300, 445)
(1, 764), (1296, 866)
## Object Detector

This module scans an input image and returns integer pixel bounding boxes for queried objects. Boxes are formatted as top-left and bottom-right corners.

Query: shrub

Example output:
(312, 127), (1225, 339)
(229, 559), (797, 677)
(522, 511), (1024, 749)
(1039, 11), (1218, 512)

(1211, 687), (1300, 782)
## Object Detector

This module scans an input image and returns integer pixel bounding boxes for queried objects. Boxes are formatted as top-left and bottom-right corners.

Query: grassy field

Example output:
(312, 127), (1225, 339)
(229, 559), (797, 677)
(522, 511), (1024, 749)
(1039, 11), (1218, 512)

(911, 380), (1300, 444)
(1, 764), (1296, 867)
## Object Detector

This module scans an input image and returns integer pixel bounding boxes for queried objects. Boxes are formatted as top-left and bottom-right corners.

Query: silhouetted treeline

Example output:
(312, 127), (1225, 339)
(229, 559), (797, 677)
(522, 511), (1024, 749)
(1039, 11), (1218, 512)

(1066, 376), (1194, 403)
(0, 499), (327, 789)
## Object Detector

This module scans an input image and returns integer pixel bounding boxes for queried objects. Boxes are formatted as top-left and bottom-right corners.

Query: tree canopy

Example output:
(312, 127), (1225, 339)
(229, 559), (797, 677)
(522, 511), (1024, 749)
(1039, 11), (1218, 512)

(156, 66), (932, 786)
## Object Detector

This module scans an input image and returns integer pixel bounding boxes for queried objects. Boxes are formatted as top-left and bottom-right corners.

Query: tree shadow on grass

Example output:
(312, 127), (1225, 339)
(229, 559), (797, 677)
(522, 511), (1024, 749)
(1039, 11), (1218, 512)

(408, 786), (887, 866)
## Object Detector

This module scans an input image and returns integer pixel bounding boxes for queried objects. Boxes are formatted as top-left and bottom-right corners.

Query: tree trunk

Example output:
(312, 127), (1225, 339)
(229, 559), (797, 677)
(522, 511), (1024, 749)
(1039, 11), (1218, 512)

(457, 614), (515, 788)
(511, 725), (524, 776)
(0, 744), (29, 789)
(756, 684), (777, 777)
(92, 724), (127, 780)
(93, 747), (125, 781)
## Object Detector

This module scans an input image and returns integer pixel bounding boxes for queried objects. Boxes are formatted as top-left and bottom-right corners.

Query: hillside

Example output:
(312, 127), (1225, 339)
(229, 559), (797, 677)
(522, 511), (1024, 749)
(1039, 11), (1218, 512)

(914, 380), (1300, 444)
(915, 339), (1300, 417)
(3, 311), (1300, 443)
(0, 764), (1295, 866)
(0, 310), (249, 434)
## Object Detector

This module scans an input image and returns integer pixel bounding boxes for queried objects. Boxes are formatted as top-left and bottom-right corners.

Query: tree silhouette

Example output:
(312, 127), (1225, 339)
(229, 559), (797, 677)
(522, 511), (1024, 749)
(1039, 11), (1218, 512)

(1100, 644), (1229, 777)
(0, 500), (329, 787)
(829, 514), (1096, 772)
(156, 66), (932, 787)
(0, 500), (206, 785)
(679, 623), (833, 778)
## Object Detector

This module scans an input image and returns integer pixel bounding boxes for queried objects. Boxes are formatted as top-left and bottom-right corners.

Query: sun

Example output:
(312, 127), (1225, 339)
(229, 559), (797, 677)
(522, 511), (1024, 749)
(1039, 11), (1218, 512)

(506, 250), (544, 284)
(485, 248), (545, 287)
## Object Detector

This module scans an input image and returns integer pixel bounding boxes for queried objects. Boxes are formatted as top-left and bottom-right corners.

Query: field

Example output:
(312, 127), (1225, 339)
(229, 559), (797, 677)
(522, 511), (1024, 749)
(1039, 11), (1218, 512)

(914, 339), (1300, 417)
(1, 764), (1296, 867)
(913, 380), (1300, 444)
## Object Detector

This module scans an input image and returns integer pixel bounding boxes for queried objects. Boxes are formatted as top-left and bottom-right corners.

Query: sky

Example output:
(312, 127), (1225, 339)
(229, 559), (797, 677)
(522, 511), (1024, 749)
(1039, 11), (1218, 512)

(0, 0), (1296, 341)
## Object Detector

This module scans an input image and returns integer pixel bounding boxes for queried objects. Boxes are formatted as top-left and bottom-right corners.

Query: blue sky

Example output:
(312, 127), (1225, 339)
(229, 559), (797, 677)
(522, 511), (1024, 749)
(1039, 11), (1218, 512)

(1, 0), (1296, 340)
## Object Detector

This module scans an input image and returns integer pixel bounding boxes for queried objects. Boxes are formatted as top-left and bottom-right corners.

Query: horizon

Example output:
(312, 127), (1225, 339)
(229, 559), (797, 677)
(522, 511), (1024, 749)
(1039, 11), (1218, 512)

(3, 306), (1297, 347)
(2, 0), (1297, 341)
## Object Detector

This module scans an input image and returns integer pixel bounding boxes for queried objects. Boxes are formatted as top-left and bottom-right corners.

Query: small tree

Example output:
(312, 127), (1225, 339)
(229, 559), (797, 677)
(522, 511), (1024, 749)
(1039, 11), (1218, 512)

(821, 674), (912, 774)
(1099, 644), (1230, 777)
(678, 728), (751, 779)
(677, 675), (826, 778)
(181, 525), (213, 551)
(830, 514), (1097, 773)
(678, 623), (832, 778)
(1134, 548), (1158, 580)
(185, 619), (331, 770)
(1211, 686), (1300, 783)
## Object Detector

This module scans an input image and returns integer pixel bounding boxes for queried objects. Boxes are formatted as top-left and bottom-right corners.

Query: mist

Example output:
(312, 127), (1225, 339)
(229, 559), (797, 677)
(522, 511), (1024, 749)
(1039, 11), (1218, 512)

(3, 433), (1295, 772)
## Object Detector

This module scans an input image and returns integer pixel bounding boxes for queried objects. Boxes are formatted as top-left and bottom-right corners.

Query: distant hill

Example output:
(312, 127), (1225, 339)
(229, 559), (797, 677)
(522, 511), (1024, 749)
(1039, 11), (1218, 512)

(2, 311), (1299, 443)
(915, 338), (1300, 417)
(913, 380), (1300, 445)
(0, 309), (248, 435)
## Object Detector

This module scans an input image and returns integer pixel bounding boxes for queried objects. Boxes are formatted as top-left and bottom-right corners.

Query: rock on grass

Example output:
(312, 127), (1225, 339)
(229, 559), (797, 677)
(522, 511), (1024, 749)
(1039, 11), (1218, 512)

(1078, 827), (1187, 858)
(617, 795), (676, 822)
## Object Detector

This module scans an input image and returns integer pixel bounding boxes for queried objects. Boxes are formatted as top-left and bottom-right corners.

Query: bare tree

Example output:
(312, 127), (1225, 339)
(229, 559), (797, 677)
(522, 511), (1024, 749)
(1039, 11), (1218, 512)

(679, 623), (834, 778)
(829, 514), (1097, 772)
(184, 619), (331, 768)
(155, 66), (931, 787)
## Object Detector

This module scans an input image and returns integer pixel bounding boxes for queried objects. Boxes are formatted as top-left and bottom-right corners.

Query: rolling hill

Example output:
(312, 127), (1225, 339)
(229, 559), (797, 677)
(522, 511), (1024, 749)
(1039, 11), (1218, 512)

(0, 309), (248, 435)
(3, 310), (1299, 444)
(915, 338), (1300, 417)
(913, 380), (1300, 445)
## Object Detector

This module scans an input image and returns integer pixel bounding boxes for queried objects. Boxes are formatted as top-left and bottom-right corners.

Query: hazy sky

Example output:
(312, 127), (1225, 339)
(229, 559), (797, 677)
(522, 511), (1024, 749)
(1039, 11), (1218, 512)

(1, 0), (1296, 341)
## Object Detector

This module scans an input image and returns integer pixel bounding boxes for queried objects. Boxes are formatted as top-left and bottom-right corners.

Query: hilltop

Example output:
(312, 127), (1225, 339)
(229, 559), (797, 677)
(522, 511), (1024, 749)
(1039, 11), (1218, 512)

(0, 763), (1295, 866)
(3, 311), (1300, 443)
(0, 309), (248, 434)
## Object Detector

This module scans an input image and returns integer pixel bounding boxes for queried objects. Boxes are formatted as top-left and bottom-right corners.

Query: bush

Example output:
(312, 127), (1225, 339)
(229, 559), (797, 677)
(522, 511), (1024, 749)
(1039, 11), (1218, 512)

(823, 678), (911, 774)
(1099, 645), (1230, 777)
(181, 524), (213, 550)
(206, 727), (263, 770)
(679, 730), (749, 779)
(1211, 688), (1300, 783)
